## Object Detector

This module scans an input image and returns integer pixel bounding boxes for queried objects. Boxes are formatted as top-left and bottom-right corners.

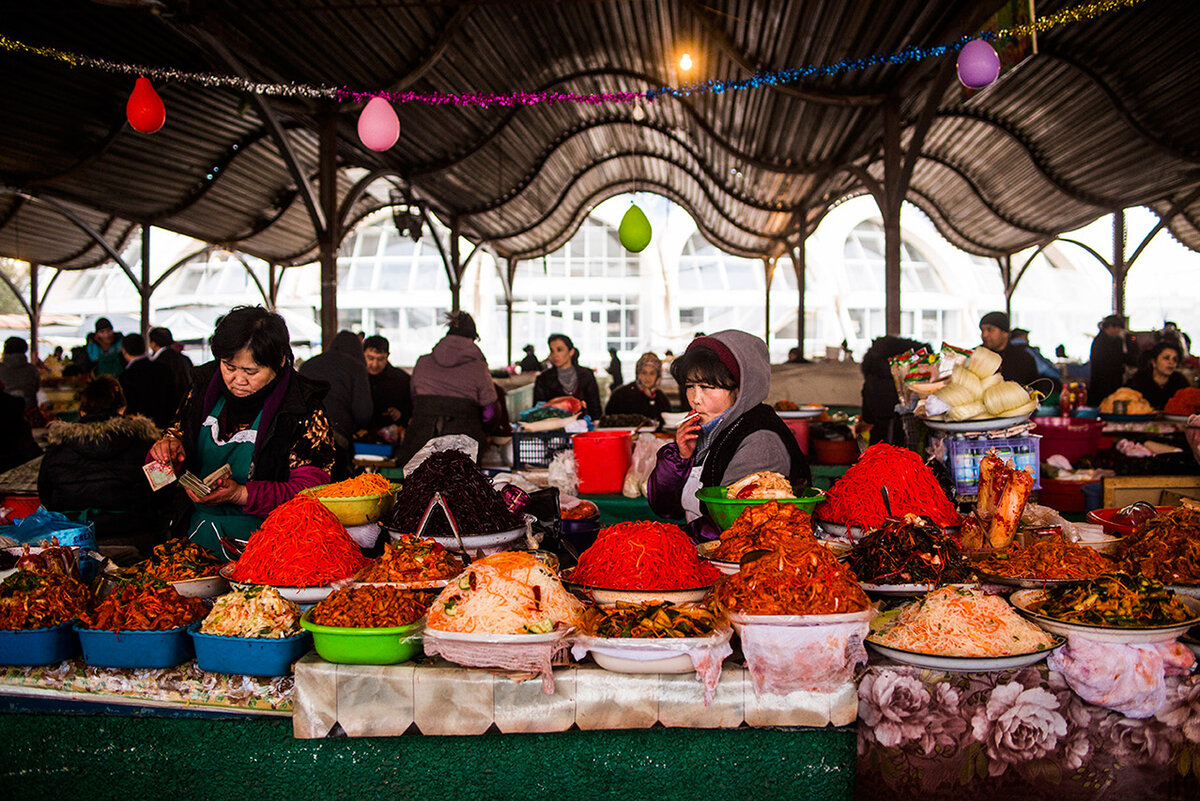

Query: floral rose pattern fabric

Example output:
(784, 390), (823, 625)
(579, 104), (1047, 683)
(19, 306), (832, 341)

(858, 665), (1200, 800)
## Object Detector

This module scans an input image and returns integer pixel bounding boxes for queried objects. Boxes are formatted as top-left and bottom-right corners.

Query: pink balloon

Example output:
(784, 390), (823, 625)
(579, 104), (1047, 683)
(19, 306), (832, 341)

(957, 39), (1000, 90)
(126, 76), (165, 134)
(357, 96), (400, 151)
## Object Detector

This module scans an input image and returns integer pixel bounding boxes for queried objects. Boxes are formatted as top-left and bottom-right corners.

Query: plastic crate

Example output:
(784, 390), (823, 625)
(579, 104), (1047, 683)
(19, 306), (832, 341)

(945, 435), (1041, 496)
(512, 430), (572, 470)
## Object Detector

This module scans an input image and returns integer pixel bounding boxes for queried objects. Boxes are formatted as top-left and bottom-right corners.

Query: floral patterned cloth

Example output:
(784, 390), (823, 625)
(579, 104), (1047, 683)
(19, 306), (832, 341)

(0, 659), (292, 713)
(858, 664), (1200, 800)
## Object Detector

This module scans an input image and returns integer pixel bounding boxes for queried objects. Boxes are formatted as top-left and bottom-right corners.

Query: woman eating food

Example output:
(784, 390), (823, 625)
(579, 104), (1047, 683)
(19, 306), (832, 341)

(147, 306), (336, 556)
(647, 330), (811, 541)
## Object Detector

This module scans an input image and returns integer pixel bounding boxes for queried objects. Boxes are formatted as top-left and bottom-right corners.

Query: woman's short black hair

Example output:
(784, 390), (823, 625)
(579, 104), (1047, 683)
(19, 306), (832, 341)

(210, 306), (291, 368)
(548, 333), (579, 364)
(79, 375), (126, 417)
(670, 346), (738, 391)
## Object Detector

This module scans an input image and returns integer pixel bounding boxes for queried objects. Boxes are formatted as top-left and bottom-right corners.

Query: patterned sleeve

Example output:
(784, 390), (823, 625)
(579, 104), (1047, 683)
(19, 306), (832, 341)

(163, 386), (194, 443)
(288, 406), (337, 474)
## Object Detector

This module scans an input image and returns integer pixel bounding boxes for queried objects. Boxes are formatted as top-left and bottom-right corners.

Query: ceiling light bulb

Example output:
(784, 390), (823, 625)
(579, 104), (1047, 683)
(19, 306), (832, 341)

(679, 53), (693, 71)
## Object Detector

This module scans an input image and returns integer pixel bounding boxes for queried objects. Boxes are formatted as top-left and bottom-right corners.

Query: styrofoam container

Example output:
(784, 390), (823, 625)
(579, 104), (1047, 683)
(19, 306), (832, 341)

(75, 624), (194, 669)
(188, 623), (312, 677)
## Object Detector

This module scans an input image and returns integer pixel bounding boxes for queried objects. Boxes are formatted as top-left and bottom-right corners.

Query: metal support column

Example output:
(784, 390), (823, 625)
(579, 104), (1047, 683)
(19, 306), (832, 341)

(140, 224), (151, 337)
(882, 99), (902, 336)
(449, 217), (462, 314)
(1112, 211), (1127, 320)
(763, 258), (773, 346)
(28, 264), (38, 361)
(792, 241), (806, 354)
(268, 263), (278, 310)
(318, 114), (339, 348)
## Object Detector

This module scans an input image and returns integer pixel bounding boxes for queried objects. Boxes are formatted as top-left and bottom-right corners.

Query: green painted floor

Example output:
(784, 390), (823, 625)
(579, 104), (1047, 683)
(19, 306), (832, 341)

(0, 712), (855, 801)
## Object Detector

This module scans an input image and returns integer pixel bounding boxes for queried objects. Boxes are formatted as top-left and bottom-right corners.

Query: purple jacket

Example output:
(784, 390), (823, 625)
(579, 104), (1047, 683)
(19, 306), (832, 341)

(646, 442), (721, 542)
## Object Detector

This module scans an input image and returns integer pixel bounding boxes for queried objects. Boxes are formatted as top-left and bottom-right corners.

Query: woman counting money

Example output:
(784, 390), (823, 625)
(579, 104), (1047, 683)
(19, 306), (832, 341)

(147, 307), (336, 556)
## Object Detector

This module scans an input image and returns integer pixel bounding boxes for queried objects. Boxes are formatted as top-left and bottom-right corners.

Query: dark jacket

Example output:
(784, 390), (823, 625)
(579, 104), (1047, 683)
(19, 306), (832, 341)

(37, 413), (163, 547)
(298, 331), (372, 445)
(0, 392), (40, 472)
(0, 353), (40, 410)
(1127, 370), (1192, 411)
(153, 346), (194, 417)
(533, 366), (603, 418)
(368, 363), (413, 430)
(119, 356), (176, 428)
(604, 383), (673, 421)
(171, 361), (335, 483)
(1089, 332), (1136, 405)
(995, 345), (1039, 386)
(860, 336), (928, 446)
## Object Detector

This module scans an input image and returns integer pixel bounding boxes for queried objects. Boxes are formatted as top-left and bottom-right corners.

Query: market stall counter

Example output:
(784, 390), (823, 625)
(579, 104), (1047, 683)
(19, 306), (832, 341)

(292, 653), (857, 738)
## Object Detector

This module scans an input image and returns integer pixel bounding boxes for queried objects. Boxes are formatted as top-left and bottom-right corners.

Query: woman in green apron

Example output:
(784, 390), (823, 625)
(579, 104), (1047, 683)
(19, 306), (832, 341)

(147, 307), (336, 557)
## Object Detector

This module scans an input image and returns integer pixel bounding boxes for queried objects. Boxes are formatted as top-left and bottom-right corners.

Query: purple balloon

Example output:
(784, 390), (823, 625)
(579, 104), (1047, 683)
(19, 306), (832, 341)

(957, 39), (1001, 90)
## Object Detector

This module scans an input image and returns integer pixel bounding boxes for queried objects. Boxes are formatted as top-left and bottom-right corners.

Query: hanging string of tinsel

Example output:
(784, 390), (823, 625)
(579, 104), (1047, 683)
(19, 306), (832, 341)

(0, 0), (1145, 108)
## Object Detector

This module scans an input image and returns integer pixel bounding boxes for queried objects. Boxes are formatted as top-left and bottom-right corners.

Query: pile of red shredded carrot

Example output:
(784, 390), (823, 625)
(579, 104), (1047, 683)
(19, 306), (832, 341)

(568, 521), (720, 590)
(822, 443), (959, 528)
(312, 473), (392, 498)
(231, 494), (366, 587)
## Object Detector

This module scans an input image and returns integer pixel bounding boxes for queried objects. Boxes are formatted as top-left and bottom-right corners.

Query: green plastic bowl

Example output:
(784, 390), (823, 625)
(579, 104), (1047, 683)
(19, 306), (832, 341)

(299, 609), (423, 665)
(696, 486), (825, 531)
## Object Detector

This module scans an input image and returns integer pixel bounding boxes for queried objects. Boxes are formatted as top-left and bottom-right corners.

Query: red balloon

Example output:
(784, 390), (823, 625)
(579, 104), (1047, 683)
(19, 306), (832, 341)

(126, 76), (165, 134)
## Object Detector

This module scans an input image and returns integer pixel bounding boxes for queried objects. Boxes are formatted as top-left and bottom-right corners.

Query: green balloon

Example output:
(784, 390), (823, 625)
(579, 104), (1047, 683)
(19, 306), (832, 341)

(618, 204), (652, 252)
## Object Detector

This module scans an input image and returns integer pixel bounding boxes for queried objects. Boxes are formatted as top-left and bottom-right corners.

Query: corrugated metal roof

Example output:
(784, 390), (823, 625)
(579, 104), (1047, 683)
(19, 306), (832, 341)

(0, 0), (1197, 270)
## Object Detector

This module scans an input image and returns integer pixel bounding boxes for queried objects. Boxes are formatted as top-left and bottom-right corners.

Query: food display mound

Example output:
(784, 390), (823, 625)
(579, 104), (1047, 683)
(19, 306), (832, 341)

(1164, 387), (1200, 417)
(427, 551), (583, 635)
(1116, 506), (1200, 586)
(304, 473), (395, 526)
(384, 450), (523, 538)
(309, 585), (429, 629)
(572, 602), (733, 686)
(354, 535), (464, 587)
(80, 583), (207, 632)
(976, 539), (1116, 586)
(820, 443), (959, 530)
(565, 521), (720, 603)
(708, 501), (816, 562)
(1098, 387), (1155, 415)
(0, 567), (91, 631)
(1010, 574), (1200, 646)
(696, 485), (824, 531)
(121, 538), (228, 598)
(868, 586), (1059, 663)
(716, 539), (870, 616)
(847, 515), (972, 588)
(200, 586), (303, 639)
(230, 494), (366, 588)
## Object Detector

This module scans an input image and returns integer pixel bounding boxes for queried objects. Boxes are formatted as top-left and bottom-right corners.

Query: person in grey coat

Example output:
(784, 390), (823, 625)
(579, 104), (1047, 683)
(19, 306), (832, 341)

(0, 337), (40, 411)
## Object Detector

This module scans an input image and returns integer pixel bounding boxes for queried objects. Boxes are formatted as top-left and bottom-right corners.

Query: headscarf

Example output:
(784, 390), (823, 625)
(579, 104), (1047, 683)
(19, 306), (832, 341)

(635, 352), (662, 393)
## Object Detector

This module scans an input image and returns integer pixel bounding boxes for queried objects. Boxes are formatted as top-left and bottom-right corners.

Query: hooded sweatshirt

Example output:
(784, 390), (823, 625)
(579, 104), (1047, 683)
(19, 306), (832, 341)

(647, 329), (810, 541)
(298, 330), (373, 443)
(411, 335), (497, 406)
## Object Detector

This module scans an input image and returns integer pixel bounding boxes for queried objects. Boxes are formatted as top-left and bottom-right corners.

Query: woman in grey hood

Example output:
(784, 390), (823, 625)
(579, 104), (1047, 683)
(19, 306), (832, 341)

(647, 330), (810, 541)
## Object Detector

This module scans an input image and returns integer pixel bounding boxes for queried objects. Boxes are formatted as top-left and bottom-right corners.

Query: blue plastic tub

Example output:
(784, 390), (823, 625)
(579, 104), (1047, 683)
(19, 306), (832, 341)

(353, 442), (393, 458)
(0, 622), (79, 666)
(74, 624), (193, 669)
(188, 623), (312, 677)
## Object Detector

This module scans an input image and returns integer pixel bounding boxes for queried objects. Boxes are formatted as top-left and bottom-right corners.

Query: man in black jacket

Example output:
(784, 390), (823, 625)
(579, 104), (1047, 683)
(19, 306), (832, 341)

(118, 334), (175, 428)
(363, 335), (412, 433)
(148, 326), (193, 416)
(979, 311), (1039, 386)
